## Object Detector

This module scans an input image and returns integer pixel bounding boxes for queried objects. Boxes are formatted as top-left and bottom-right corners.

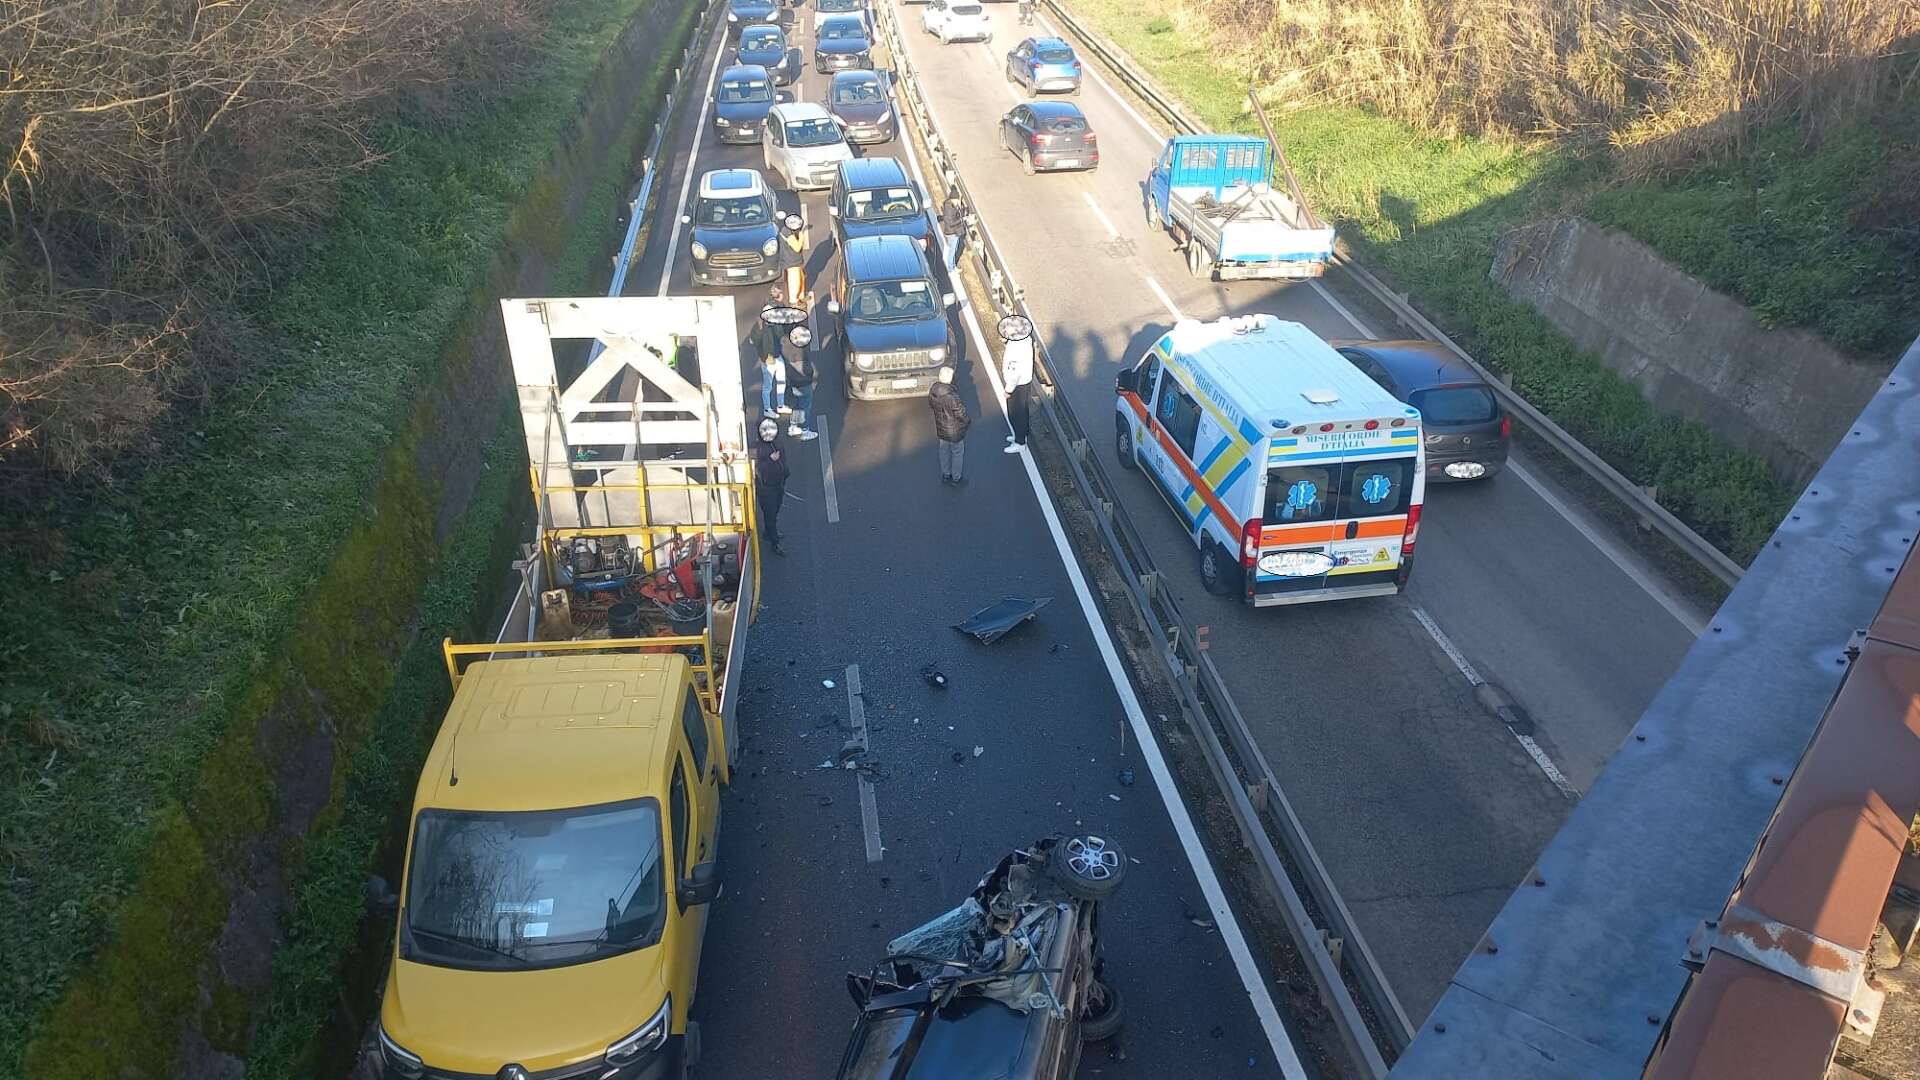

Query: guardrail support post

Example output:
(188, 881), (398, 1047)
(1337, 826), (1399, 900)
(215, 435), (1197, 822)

(1248, 778), (1268, 812)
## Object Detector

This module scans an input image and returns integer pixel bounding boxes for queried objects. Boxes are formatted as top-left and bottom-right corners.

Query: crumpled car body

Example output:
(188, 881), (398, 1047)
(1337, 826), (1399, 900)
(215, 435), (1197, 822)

(835, 835), (1125, 1080)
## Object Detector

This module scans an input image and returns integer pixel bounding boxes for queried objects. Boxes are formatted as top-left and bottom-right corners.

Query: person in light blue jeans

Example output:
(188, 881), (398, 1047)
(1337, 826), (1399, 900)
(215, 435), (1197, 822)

(753, 316), (788, 420)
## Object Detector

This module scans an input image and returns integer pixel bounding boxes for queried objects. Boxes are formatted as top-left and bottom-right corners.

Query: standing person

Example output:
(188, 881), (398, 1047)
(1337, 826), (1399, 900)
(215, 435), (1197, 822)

(785, 327), (819, 441)
(753, 304), (789, 419)
(999, 316), (1035, 454)
(751, 418), (791, 556)
(928, 367), (971, 485)
(780, 212), (808, 308)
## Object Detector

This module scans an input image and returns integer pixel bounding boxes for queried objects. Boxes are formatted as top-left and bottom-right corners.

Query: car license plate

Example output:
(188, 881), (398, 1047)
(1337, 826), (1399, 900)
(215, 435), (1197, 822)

(891, 377), (918, 389)
(727, 269), (748, 278)
(1053, 158), (1079, 168)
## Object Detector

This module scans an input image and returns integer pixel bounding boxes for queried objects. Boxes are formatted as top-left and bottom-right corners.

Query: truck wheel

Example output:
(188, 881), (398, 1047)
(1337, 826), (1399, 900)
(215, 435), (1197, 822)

(1199, 540), (1239, 595)
(1187, 239), (1209, 280)
(1145, 196), (1161, 230)
(1115, 421), (1138, 470)
(1048, 834), (1126, 900)
(1080, 981), (1125, 1043)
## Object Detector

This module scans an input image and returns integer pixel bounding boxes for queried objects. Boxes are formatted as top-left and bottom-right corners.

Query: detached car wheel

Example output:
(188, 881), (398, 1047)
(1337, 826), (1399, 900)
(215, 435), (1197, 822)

(1080, 980), (1125, 1043)
(1049, 834), (1126, 900)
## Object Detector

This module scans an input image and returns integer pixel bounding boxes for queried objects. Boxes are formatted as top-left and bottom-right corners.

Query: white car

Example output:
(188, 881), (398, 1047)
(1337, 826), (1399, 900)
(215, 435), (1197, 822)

(922, 0), (992, 42)
(762, 102), (854, 191)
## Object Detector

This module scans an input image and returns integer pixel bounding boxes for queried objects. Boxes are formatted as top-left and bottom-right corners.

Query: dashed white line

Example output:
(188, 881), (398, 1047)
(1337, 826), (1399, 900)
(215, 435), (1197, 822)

(844, 664), (884, 863)
(655, 26), (730, 296)
(1409, 604), (1581, 799)
(1081, 190), (1120, 239)
(816, 412), (842, 523)
(1143, 274), (1184, 322)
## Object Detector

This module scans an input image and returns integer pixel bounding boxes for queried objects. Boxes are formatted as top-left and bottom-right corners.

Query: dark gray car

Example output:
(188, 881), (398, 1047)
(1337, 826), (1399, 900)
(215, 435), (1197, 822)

(825, 70), (896, 145)
(1335, 340), (1510, 481)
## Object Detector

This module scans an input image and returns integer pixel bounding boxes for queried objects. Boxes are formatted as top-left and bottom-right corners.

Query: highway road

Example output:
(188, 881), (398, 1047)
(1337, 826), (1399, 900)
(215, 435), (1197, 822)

(877, 0), (1705, 1023)
(625, 4), (1316, 1076)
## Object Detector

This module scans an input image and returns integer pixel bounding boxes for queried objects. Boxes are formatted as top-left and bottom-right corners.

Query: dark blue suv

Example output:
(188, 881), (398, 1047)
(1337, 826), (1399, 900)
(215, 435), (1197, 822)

(827, 157), (932, 251)
(712, 65), (775, 144)
(726, 0), (778, 36)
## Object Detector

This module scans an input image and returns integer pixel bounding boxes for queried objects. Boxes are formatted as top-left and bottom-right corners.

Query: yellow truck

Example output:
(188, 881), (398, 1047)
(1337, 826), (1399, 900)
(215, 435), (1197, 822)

(375, 296), (758, 1080)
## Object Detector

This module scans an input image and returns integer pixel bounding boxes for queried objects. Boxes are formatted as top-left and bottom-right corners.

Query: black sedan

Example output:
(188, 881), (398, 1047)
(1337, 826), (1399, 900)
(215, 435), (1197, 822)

(999, 101), (1098, 174)
(1335, 340), (1511, 481)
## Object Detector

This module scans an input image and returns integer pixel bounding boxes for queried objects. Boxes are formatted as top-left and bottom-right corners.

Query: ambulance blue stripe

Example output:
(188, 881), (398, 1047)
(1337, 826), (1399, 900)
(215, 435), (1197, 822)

(1237, 418), (1264, 445)
(1196, 438), (1232, 474)
(1272, 438), (1299, 447)
(1215, 458), (1252, 501)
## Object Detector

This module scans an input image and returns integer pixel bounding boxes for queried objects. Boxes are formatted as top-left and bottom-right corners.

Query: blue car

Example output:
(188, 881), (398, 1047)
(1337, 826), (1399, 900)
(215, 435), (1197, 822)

(726, 0), (778, 36)
(736, 23), (795, 84)
(712, 64), (775, 145)
(814, 14), (873, 73)
(685, 169), (781, 288)
(1006, 36), (1081, 96)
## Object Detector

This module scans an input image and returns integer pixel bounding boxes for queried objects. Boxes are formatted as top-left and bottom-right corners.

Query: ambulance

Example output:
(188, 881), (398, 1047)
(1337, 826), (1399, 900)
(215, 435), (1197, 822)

(1113, 314), (1426, 606)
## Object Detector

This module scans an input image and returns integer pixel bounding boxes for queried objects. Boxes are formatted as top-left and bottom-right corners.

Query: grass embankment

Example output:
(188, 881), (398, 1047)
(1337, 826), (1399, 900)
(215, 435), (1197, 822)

(0, 0), (697, 1074)
(1062, 0), (1919, 563)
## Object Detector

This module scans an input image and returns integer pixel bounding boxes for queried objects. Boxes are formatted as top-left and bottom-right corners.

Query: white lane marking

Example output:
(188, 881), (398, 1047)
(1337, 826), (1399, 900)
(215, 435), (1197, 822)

(892, 28), (1304, 1073)
(958, 293), (1309, 1079)
(845, 664), (884, 862)
(817, 412), (842, 523)
(656, 17), (732, 296)
(1508, 460), (1705, 635)
(1409, 604), (1582, 800)
(1081, 190), (1120, 239)
(1144, 274), (1184, 322)
(1308, 280), (1377, 338)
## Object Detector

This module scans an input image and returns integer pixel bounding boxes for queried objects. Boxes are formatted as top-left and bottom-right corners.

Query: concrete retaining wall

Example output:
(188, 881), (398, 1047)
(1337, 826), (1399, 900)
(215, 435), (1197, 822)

(1492, 217), (1889, 489)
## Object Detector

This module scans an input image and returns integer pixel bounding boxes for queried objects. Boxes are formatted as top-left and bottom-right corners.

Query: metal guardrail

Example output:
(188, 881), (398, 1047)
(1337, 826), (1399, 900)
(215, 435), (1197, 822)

(1037, 0), (1745, 588)
(871, 3), (1409, 1074)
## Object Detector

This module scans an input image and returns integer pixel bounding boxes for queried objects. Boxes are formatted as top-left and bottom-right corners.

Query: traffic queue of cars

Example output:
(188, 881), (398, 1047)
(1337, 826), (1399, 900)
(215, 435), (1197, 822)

(364, 2), (1517, 1077)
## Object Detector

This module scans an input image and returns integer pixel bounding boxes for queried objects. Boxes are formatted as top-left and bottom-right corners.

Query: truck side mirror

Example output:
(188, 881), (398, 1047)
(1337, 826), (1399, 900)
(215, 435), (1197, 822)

(1116, 368), (1136, 393)
(827, 205), (840, 217)
(678, 862), (722, 907)
(942, 292), (957, 308)
(681, 215), (692, 225)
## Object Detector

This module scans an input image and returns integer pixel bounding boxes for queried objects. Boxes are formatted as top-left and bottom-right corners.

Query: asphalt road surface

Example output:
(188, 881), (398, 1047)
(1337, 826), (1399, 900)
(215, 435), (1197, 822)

(627, 5), (1312, 1077)
(878, 0), (1703, 1024)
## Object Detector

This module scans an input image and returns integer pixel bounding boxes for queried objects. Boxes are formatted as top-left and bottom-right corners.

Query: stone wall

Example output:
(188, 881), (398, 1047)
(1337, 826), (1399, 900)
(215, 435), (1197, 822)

(1492, 217), (1889, 489)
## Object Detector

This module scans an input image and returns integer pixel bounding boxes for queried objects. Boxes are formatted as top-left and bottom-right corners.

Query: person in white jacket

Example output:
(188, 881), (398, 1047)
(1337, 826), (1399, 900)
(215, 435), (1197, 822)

(998, 315), (1036, 453)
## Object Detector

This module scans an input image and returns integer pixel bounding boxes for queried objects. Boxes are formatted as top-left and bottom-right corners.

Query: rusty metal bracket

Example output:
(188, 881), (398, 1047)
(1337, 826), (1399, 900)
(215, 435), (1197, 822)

(1692, 904), (1868, 1002)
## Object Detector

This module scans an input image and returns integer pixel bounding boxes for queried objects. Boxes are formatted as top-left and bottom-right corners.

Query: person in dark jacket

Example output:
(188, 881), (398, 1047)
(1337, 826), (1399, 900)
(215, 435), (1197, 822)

(928, 366), (971, 485)
(751, 417), (791, 555)
(786, 328), (819, 441)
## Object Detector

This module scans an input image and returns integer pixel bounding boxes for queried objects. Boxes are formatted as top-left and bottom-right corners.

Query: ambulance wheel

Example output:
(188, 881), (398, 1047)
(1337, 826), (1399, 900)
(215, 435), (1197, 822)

(1199, 541), (1239, 596)
(1115, 421), (1138, 470)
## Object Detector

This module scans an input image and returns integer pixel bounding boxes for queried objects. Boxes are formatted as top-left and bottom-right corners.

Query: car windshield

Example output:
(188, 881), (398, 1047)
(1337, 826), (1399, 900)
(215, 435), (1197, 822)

(1036, 46), (1075, 64)
(845, 186), (919, 222)
(718, 77), (772, 104)
(832, 79), (885, 105)
(821, 21), (867, 41)
(785, 117), (843, 147)
(1410, 385), (1498, 425)
(953, 3), (982, 13)
(842, 1009), (918, 1077)
(819, 0), (859, 10)
(741, 28), (781, 50)
(1039, 114), (1086, 133)
(403, 799), (665, 970)
(696, 193), (770, 227)
(847, 279), (938, 323)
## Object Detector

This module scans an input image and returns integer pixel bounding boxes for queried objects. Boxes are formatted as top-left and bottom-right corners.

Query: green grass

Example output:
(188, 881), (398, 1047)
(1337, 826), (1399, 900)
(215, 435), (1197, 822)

(1064, 0), (1796, 562)
(0, 0), (668, 1073)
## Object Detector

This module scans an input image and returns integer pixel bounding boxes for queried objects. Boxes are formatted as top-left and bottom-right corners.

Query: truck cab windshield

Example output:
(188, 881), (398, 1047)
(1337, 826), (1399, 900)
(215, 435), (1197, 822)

(846, 279), (937, 323)
(403, 799), (666, 971)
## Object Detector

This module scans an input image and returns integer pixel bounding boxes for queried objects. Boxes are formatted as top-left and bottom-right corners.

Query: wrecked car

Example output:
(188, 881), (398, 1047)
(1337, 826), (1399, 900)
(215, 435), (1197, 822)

(835, 835), (1126, 1079)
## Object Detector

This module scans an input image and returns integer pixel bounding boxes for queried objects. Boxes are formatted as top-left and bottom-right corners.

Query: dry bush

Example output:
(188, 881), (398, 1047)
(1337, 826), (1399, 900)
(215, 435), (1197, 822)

(0, 0), (548, 481)
(1189, 0), (1917, 161)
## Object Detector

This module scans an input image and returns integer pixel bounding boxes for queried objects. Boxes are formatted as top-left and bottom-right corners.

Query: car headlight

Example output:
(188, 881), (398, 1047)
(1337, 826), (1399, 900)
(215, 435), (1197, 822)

(605, 996), (672, 1066)
(689, 241), (708, 260)
(927, 347), (946, 363)
(377, 1026), (425, 1080)
(715, 116), (731, 126)
(762, 237), (779, 257)
(854, 352), (877, 370)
